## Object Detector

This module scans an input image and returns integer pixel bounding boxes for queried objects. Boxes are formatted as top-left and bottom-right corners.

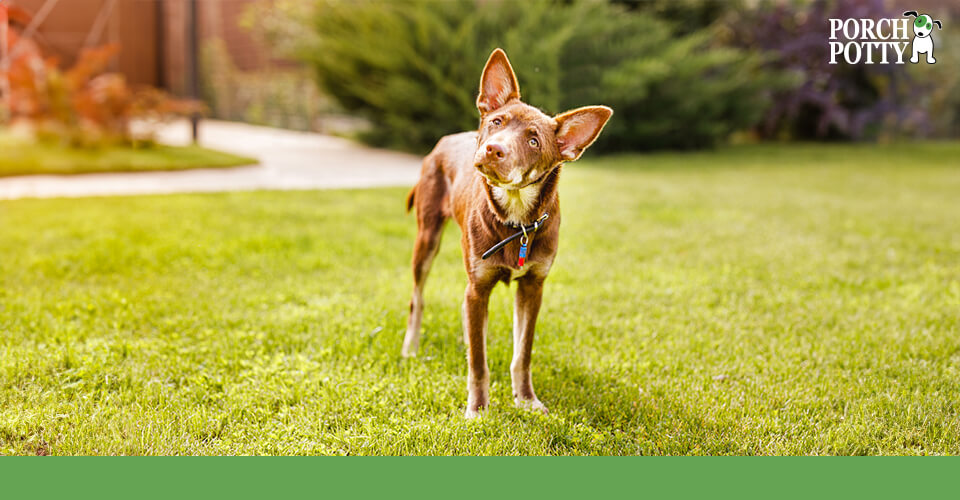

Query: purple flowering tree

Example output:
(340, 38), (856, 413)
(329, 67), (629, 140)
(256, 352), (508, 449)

(724, 0), (930, 140)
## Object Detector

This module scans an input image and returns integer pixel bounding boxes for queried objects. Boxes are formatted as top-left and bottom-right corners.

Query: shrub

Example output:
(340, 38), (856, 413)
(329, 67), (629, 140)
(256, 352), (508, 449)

(924, 8), (960, 139)
(259, 0), (786, 153)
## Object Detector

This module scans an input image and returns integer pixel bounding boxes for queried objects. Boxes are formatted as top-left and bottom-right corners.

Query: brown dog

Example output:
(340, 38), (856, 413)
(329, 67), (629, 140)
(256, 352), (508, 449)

(403, 48), (612, 418)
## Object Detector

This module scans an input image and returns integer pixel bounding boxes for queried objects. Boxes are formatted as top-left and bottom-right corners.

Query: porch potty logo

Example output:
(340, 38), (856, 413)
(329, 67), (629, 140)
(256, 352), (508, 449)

(829, 10), (943, 64)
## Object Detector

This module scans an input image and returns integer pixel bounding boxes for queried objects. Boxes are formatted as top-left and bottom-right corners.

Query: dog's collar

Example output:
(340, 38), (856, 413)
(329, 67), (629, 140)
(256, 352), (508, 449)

(481, 213), (549, 260)
(502, 213), (546, 230)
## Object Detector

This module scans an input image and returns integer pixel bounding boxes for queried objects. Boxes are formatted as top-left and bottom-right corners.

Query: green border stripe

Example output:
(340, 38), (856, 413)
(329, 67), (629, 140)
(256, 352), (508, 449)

(1, 457), (957, 499)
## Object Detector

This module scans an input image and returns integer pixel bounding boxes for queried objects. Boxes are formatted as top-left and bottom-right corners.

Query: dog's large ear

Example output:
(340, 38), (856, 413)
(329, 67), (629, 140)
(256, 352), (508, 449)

(903, 10), (918, 17)
(554, 106), (613, 162)
(477, 48), (520, 115)
(934, 20), (942, 29)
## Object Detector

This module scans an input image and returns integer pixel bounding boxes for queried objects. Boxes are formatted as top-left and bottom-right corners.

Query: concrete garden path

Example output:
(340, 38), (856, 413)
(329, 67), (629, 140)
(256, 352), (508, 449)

(0, 120), (423, 200)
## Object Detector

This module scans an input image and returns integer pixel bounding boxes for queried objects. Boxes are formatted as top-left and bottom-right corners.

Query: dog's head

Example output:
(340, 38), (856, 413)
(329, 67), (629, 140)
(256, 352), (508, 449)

(904, 11), (942, 38)
(473, 49), (612, 189)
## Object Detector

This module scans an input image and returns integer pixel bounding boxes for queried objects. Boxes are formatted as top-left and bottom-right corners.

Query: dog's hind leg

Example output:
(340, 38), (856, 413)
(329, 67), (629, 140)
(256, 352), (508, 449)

(402, 218), (444, 357)
(402, 161), (448, 358)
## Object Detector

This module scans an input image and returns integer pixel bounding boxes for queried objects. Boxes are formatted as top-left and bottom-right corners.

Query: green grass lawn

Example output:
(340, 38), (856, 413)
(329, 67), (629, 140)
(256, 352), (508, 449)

(0, 135), (256, 177)
(1, 142), (958, 455)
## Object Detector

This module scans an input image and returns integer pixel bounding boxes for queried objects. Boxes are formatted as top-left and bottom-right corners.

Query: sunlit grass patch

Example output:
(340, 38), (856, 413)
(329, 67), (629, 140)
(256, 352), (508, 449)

(1, 142), (958, 455)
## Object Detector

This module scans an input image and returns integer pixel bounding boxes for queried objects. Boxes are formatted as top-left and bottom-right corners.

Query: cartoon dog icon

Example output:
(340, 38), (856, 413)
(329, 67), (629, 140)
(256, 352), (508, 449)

(903, 11), (942, 64)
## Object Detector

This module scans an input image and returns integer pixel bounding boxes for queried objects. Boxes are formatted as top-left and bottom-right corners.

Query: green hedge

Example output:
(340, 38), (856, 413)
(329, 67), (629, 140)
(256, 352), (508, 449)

(271, 0), (786, 153)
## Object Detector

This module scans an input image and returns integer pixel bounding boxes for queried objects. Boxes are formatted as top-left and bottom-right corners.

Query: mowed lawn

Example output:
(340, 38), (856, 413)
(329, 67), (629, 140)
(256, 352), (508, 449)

(1, 143), (958, 455)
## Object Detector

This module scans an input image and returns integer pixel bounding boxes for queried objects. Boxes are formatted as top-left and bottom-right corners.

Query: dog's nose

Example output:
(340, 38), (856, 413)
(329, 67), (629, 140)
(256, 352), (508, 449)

(485, 143), (506, 160)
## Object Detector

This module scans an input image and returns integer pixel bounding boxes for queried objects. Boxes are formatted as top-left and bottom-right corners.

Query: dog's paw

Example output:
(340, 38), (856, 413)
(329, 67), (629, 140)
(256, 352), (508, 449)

(400, 335), (419, 358)
(464, 407), (485, 419)
(514, 397), (548, 415)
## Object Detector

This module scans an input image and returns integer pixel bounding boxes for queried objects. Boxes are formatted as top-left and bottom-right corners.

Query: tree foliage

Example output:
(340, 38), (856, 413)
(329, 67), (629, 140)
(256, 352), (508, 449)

(262, 0), (786, 152)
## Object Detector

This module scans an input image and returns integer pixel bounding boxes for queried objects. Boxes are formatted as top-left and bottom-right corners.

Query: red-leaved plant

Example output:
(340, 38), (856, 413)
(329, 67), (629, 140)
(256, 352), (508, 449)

(2, 22), (202, 147)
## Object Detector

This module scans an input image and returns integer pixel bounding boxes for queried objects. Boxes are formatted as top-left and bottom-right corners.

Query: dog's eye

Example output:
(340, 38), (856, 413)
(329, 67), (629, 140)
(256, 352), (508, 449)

(926, 22), (932, 29)
(528, 137), (539, 148)
(491, 118), (502, 126)
(916, 17), (924, 27)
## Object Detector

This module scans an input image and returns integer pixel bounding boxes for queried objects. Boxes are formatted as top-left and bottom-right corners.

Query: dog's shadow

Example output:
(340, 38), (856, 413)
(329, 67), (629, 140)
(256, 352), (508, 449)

(410, 299), (716, 453)
(513, 354), (717, 455)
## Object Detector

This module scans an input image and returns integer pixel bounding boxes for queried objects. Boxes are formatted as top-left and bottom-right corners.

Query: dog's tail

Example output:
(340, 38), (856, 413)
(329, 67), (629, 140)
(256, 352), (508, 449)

(405, 184), (417, 213)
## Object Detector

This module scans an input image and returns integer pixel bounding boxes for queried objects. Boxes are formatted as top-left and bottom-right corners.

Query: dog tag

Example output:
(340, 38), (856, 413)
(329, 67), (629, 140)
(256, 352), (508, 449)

(518, 236), (528, 267)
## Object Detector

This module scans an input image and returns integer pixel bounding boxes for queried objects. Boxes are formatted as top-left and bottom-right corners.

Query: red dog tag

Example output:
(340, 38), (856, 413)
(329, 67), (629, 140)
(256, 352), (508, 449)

(518, 236), (528, 267)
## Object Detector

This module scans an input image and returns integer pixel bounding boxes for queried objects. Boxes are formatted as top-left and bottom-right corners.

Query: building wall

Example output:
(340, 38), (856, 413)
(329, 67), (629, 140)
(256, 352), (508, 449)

(162, 0), (271, 95)
(14, 0), (160, 87)
(200, 0), (269, 72)
(11, 0), (272, 94)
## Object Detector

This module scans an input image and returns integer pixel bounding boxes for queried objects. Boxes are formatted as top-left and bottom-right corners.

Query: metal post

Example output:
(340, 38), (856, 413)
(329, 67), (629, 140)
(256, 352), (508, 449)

(155, 0), (165, 90)
(187, 0), (199, 143)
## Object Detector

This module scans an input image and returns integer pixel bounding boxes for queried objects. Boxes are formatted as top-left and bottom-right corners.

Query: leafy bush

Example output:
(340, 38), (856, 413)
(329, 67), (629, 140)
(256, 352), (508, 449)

(924, 7), (960, 139)
(614, 0), (736, 35)
(257, 0), (786, 152)
(721, 0), (930, 140)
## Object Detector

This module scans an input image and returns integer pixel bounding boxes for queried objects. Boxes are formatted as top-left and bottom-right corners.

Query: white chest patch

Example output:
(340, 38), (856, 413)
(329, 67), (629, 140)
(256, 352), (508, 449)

(492, 185), (539, 224)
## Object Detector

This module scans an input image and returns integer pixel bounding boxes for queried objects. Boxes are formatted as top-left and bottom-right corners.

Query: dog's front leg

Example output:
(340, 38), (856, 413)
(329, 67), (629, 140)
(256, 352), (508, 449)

(511, 274), (548, 413)
(463, 280), (494, 418)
